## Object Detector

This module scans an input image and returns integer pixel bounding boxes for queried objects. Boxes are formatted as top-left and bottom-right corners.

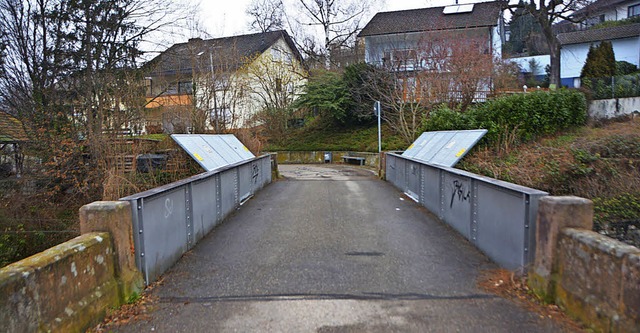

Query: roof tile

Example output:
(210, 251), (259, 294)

(558, 23), (640, 45)
(358, 1), (502, 37)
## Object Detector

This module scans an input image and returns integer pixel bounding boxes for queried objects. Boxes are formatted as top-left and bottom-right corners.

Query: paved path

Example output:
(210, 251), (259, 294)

(115, 165), (570, 332)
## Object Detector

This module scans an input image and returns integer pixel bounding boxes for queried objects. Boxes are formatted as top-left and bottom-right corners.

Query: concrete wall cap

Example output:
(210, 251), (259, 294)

(540, 196), (593, 205)
(80, 201), (129, 211)
(562, 228), (640, 258)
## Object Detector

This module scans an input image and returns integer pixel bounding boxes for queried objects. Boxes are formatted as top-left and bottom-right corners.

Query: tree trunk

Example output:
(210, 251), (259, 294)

(538, 15), (561, 87)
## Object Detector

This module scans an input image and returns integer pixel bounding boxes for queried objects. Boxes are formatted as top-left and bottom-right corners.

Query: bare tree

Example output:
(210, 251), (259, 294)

(292, 0), (378, 69)
(246, 0), (285, 33)
(0, 0), (191, 199)
(364, 31), (496, 144)
(242, 42), (307, 141)
(503, 0), (594, 87)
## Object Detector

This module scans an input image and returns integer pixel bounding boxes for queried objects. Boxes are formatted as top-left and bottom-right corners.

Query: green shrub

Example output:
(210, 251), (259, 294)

(616, 61), (638, 76)
(422, 90), (587, 147)
(294, 70), (352, 125)
(593, 192), (640, 224)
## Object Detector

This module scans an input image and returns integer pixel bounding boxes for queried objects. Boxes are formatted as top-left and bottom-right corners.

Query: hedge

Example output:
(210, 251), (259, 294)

(423, 89), (587, 146)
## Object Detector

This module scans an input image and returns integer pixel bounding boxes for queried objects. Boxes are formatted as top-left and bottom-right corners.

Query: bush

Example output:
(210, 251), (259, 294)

(294, 70), (352, 125)
(616, 61), (638, 76)
(422, 90), (588, 148)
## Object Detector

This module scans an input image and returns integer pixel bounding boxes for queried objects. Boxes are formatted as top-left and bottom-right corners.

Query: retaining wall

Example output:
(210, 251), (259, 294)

(589, 97), (640, 120)
(274, 151), (380, 167)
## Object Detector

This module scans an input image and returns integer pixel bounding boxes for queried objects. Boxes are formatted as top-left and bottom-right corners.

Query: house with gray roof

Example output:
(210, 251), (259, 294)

(556, 0), (640, 87)
(144, 30), (306, 132)
(358, 1), (505, 70)
(510, 0), (640, 87)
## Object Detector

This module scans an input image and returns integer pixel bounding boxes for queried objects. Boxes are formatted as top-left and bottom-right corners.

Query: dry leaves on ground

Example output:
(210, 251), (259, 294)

(477, 269), (585, 332)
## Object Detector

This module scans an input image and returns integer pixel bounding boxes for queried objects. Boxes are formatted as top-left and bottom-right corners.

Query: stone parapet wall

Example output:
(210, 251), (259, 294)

(556, 228), (640, 332)
(0, 232), (119, 333)
(529, 196), (640, 332)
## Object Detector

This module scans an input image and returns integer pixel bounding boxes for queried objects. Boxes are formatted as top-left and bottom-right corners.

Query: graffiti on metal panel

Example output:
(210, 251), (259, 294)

(252, 163), (259, 184)
(450, 180), (470, 208)
(164, 198), (174, 218)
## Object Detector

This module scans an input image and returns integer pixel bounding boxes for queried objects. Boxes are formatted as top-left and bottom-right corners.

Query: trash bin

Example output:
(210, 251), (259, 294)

(136, 154), (168, 173)
(324, 152), (332, 163)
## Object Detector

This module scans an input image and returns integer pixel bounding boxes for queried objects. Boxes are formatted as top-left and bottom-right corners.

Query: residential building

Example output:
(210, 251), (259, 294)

(144, 30), (306, 133)
(557, 0), (640, 87)
(357, 1), (505, 103)
(358, 1), (504, 68)
(510, 0), (640, 87)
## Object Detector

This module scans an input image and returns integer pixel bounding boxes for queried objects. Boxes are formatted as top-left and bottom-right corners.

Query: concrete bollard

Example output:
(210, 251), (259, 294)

(529, 196), (593, 301)
(80, 201), (144, 301)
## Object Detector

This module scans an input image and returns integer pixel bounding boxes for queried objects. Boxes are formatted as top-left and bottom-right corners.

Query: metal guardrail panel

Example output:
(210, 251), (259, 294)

(441, 173), (472, 239)
(385, 153), (547, 271)
(421, 164), (441, 215)
(138, 187), (188, 283)
(405, 161), (421, 201)
(238, 163), (252, 202)
(121, 154), (272, 285)
(475, 183), (528, 269)
(220, 168), (239, 218)
(191, 177), (218, 242)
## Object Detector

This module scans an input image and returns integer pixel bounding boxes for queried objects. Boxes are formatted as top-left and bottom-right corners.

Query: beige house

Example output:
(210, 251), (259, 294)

(144, 30), (306, 133)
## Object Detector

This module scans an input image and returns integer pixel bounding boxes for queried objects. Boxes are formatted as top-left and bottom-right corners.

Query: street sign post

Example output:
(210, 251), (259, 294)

(374, 101), (381, 153)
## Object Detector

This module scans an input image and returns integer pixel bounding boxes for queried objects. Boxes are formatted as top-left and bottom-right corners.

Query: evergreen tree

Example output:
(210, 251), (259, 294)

(581, 41), (616, 80)
(506, 0), (543, 55)
(599, 41), (616, 77)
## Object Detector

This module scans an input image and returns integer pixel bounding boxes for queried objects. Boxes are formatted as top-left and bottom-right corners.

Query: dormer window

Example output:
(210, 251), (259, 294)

(629, 4), (640, 17)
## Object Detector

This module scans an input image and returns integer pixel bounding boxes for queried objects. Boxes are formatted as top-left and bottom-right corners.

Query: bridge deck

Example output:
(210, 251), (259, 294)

(114, 165), (568, 332)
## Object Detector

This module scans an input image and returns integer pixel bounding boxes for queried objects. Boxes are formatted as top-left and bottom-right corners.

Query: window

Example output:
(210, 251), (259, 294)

(275, 78), (283, 92)
(629, 4), (640, 17)
(392, 49), (418, 70)
(144, 78), (152, 96)
(382, 51), (391, 67)
(178, 81), (193, 94)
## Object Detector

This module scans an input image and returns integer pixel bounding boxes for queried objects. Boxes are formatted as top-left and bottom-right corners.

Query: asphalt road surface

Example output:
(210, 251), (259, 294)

(114, 165), (572, 333)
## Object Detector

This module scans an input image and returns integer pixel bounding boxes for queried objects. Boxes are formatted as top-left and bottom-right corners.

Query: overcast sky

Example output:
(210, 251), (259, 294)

(197, 0), (482, 37)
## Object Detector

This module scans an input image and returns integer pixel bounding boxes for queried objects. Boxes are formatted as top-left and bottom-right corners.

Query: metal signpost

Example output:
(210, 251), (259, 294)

(374, 101), (381, 153)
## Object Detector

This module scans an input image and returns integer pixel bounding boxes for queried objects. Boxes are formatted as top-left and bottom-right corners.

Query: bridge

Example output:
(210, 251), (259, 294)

(108, 164), (563, 332)
(1, 150), (638, 332)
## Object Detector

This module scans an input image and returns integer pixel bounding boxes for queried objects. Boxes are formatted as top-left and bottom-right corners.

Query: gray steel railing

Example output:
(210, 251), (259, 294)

(386, 153), (547, 271)
(120, 154), (272, 284)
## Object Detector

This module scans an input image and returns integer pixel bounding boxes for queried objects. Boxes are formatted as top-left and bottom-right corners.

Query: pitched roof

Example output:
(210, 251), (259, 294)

(558, 23), (640, 45)
(0, 111), (28, 143)
(358, 1), (502, 37)
(147, 30), (303, 76)
(570, 0), (630, 20)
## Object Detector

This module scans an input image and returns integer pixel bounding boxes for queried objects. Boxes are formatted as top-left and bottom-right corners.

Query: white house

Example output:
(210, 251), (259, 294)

(358, 1), (505, 67)
(506, 0), (640, 87)
(144, 30), (306, 132)
(357, 1), (504, 102)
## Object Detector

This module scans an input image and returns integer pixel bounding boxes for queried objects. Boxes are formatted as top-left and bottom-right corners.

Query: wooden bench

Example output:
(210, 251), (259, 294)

(342, 156), (365, 166)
